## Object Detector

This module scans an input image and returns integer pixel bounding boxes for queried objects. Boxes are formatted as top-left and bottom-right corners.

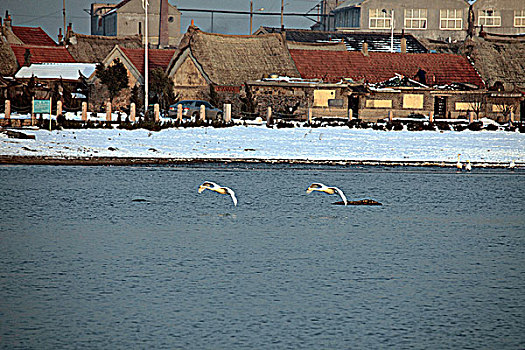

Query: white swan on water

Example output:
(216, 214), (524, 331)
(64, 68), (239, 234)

(457, 154), (463, 171)
(306, 183), (348, 205)
(465, 160), (472, 172)
(198, 181), (237, 206)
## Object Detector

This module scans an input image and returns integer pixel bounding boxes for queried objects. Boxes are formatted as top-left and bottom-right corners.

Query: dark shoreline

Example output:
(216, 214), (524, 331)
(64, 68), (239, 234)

(0, 155), (515, 168)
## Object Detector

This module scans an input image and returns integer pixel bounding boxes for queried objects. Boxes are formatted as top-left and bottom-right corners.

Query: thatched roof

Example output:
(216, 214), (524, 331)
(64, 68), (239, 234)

(169, 26), (300, 86)
(0, 37), (18, 76)
(66, 32), (143, 63)
(462, 36), (525, 90)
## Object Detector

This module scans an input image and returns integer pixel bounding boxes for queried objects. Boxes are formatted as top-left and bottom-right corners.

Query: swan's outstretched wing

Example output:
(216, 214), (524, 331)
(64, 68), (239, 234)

(306, 183), (325, 194)
(224, 187), (238, 206)
(198, 181), (218, 193)
(332, 187), (348, 206)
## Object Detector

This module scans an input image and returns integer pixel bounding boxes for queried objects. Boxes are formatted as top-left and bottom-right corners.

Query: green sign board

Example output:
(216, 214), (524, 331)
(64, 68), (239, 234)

(33, 99), (51, 114)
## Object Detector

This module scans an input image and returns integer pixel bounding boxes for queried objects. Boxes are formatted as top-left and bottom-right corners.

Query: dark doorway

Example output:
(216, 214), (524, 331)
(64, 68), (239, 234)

(434, 96), (447, 117)
(348, 95), (360, 119)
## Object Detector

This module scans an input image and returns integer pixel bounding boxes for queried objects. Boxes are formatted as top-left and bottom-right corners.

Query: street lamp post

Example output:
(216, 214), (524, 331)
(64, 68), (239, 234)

(390, 9), (394, 53)
(143, 0), (149, 116)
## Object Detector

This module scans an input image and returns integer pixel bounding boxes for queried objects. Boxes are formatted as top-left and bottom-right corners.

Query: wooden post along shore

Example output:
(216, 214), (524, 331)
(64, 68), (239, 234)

(82, 102), (88, 121)
(347, 108), (353, 121)
(57, 100), (63, 117)
(106, 102), (112, 122)
(267, 106), (272, 126)
(200, 104), (206, 121)
(308, 107), (313, 123)
(130, 103), (136, 122)
(177, 104), (183, 122)
(429, 111), (434, 123)
(4, 100), (10, 119)
(388, 110), (393, 123)
(224, 104), (231, 122)
(154, 103), (160, 122)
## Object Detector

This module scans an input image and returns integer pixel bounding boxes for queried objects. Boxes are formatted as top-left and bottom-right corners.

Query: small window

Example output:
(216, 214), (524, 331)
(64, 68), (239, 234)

(440, 9), (463, 30)
(404, 9), (427, 30)
(138, 22), (142, 35)
(478, 9), (501, 27)
(369, 9), (392, 29)
(168, 16), (174, 23)
(515, 10), (525, 27)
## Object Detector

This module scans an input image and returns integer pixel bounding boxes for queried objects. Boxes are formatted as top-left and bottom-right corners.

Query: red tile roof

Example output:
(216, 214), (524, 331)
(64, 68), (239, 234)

(11, 26), (57, 46)
(10, 45), (77, 67)
(289, 49), (485, 87)
(121, 48), (176, 76)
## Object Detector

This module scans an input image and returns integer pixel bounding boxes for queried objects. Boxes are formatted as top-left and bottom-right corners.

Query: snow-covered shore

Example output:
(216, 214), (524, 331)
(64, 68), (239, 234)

(1, 125), (523, 167)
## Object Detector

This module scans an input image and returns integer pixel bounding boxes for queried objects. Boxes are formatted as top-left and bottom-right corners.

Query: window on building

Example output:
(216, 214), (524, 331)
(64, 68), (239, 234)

(404, 9), (427, 30)
(515, 10), (525, 27)
(478, 9), (501, 27)
(440, 9), (463, 30)
(369, 9), (392, 29)
(336, 7), (360, 28)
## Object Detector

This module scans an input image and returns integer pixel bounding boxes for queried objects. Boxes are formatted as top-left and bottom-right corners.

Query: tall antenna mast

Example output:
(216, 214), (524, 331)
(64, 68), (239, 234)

(63, 0), (66, 37)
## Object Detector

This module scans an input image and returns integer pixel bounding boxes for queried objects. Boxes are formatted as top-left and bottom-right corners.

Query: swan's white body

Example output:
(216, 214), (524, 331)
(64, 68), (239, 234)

(456, 154), (463, 171)
(509, 160), (516, 170)
(306, 183), (348, 205)
(198, 181), (237, 206)
(465, 160), (472, 172)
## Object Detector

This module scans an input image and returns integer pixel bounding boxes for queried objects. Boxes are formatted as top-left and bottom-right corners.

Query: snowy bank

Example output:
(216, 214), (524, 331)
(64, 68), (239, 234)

(1, 125), (523, 167)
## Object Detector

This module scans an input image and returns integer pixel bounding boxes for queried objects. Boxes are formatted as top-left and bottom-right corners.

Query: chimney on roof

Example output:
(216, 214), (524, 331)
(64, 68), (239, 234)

(67, 22), (72, 36)
(58, 28), (63, 44)
(5, 11), (11, 30)
(159, 0), (169, 48)
(362, 41), (368, 56)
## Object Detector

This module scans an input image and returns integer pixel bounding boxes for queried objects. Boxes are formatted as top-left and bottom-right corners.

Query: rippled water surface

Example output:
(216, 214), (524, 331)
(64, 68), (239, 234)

(1, 164), (524, 349)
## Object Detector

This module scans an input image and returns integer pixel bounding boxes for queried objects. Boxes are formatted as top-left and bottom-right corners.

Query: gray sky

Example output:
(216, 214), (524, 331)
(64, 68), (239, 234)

(0, 0), (321, 42)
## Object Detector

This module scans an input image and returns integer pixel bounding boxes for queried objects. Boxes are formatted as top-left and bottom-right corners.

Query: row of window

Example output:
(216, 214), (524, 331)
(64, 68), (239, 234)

(368, 9), (525, 30)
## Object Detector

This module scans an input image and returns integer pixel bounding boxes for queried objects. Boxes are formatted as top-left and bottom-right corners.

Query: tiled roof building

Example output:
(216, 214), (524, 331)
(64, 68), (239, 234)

(289, 49), (484, 87)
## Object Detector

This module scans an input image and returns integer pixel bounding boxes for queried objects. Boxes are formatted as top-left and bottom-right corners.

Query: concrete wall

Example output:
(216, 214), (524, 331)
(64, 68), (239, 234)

(92, 0), (181, 46)
(473, 0), (525, 35)
(336, 0), (471, 41)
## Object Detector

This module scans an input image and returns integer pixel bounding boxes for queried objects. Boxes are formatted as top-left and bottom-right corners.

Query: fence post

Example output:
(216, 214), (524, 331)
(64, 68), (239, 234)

(200, 104), (206, 121)
(429, 111), (434, 123)
(82, 102), (87, 121)
(106, 102), (112, 122)
(388, 110), (393, 123)
(347, 108), (353, 121)
(308, 107), (313, 123)
(31, 97), (36, 126)
(177, 104), (183, 122)
(130, 103), (136, 122)
(5, 100), (10, 119)
(468, 111), (474, 124)
(266, 106), (272, 126)
(510, 110), (514, 125)
(224, 103), (231, 122)
(154, 103), (160, 122)
(57, 100), (62, 117)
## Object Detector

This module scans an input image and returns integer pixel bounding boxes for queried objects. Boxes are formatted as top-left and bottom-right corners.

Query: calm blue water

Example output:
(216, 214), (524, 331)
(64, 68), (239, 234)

(0, 164), (524, 349)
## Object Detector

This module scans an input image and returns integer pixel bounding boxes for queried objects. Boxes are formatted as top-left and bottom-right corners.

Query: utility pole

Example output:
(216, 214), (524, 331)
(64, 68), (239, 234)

(280, 0), (284, 29)
(250, 1), (253, 34)
(63, 0), (66, 37)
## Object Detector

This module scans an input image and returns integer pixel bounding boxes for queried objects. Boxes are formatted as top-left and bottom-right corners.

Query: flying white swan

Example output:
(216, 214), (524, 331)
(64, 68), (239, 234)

(306, 183), (348, 205)
(306, 183), (382, 206)
(198, 181), (237, 206)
